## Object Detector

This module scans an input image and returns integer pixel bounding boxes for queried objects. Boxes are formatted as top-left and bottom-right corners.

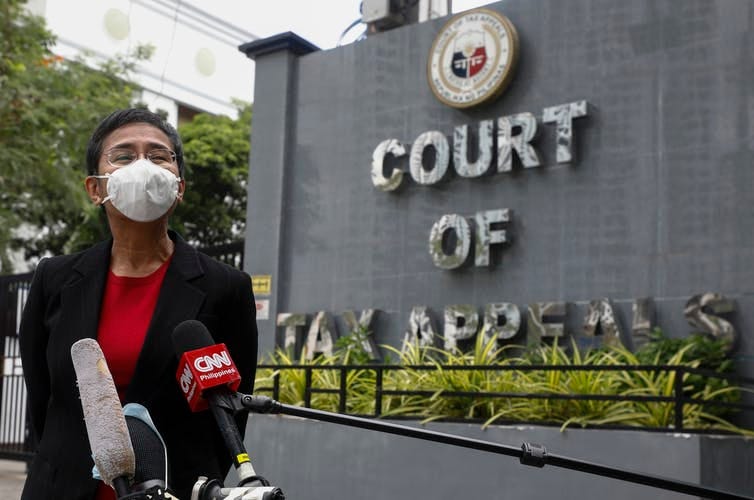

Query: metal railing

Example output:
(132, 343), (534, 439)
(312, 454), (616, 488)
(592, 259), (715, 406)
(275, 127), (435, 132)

(198, 240), (244, 269)
(256, 363), (754, 433)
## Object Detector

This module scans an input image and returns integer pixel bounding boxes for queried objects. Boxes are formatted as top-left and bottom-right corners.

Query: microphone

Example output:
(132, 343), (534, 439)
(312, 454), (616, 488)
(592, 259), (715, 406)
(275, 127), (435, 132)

(123, 403), (173, 497)
(71, 338), (136, 498)
(173, 320), (242, 412)
(171, 320), (256, 486)
(172, 321), (284, 499)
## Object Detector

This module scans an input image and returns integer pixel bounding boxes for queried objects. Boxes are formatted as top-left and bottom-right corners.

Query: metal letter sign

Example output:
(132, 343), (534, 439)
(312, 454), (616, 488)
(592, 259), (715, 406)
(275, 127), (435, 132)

(409, 131), (450, 185)
(474, 209), (511, 266)
(497, 112), (541, 172)
(304, 311), (337, 360)
(684, 293), (737, 352)
(542, 100), (588, 163)
(276, 313), (307, 351)
(429, 214), (471, 269)
(402, 306), (437, 352)
(454, 120), (494, 177)
(444, 305), (479, 351)
(342, 309), (381, 361)
(371, 139), (406, 191)
(482, 302), (521, 344)
(583, 298), (624, 348)
(527, 302), (566, 345)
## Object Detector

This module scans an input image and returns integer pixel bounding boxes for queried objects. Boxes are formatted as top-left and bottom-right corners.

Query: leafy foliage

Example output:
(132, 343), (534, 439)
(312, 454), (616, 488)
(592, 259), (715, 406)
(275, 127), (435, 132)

(172, 103), (251, 247)
(632, 328), (739, 418)
(255, 330), (753, 435)
(0, 0), (150, 272)
(334, 325), (376, 365)
(255, 332), (378, 415)
(635, 327), (731, 370)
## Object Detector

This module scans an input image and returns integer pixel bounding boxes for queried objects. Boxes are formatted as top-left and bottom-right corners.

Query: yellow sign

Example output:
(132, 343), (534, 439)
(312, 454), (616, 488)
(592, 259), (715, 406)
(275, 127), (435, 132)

(251, 275), (272, 296)
(236, 453), (250, 464)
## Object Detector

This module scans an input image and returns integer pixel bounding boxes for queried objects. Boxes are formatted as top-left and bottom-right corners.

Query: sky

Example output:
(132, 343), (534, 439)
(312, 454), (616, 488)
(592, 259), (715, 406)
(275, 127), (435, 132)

(189, 0), (491, 49)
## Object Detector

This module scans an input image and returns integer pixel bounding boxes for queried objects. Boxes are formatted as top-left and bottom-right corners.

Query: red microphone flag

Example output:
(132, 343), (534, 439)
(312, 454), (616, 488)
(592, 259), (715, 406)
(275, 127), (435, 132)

(175, 343), (241, 412)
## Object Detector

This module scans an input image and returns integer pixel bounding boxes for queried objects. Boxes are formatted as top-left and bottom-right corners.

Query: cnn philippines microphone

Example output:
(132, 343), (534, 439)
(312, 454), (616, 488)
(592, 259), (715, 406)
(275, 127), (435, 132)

(71, 338), (136, 498)
(171, 320), (256, 486)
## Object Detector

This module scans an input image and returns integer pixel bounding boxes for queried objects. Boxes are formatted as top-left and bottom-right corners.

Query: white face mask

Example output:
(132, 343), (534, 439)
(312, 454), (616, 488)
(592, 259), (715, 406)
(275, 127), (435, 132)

(94, 159), (180, 222)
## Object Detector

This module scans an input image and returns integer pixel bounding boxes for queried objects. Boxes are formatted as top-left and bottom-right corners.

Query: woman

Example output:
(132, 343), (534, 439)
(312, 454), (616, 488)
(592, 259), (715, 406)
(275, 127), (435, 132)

(19, 108), (258, 500)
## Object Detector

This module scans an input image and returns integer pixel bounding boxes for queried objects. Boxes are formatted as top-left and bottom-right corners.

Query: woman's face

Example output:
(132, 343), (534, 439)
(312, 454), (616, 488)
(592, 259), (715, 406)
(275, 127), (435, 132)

(85, 122), (185, 218)
(98, 122), (180, 178)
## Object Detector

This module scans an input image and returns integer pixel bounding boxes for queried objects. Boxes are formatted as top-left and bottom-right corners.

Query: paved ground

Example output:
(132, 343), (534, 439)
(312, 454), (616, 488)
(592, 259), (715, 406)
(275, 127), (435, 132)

(0, 460), (26, 499)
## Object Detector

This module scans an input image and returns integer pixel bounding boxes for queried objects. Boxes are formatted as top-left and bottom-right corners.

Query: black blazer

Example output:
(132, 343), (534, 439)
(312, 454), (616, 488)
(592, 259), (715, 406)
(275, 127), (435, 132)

(19, 232), (258, 500)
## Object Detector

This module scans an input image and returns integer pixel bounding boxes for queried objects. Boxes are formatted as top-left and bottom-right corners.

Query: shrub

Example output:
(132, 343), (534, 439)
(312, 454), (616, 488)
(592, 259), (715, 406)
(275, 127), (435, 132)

(254, 329), (753, 435)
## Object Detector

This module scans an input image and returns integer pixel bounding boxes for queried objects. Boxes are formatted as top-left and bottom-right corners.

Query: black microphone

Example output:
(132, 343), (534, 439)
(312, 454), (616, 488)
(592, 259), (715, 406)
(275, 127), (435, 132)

(123, 403), (179, 499)
(71, 338), (136, 498)
(171, 320), (258, 486)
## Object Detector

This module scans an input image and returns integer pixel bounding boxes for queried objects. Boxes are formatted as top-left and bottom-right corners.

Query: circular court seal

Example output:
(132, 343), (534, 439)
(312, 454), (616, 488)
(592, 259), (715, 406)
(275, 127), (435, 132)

(427, 8), (519, 109)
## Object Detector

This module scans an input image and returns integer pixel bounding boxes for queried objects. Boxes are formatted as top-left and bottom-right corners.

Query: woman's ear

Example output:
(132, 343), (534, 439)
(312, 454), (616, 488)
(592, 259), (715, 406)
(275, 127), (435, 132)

(177, 178), (186, 202)
(84, 176), (103, 205)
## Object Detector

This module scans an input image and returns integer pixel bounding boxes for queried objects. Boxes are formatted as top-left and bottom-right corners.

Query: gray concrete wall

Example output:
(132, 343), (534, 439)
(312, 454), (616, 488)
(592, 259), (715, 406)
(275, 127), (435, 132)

(227, 415), (754, 500)
(243, 0), (754, 379)
(238, 2), (754, 498)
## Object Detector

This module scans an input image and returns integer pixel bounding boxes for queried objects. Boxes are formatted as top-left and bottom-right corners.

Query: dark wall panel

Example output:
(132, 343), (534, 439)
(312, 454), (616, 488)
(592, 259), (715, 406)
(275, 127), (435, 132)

(244, 1), (754, 379)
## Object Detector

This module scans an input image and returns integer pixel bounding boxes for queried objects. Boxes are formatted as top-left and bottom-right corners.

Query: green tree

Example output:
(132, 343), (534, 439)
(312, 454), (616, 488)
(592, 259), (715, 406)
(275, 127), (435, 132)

(0, 0), (149, 273)
(172, 103), (251, 247)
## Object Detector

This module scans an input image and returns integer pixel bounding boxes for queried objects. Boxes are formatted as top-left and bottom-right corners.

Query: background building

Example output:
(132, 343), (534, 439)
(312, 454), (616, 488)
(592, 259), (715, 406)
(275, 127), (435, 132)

(26, 0), (258, 125)
(23, 0), (471, 125)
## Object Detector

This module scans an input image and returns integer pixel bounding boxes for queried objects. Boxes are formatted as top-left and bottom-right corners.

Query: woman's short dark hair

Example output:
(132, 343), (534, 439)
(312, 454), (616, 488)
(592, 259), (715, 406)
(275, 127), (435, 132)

(86, 108), (185, 177)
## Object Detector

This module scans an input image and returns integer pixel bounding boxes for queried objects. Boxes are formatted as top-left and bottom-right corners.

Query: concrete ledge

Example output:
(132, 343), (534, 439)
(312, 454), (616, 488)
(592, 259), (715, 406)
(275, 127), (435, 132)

(238, 32), (319, 60)
(231, 414), (753, 499)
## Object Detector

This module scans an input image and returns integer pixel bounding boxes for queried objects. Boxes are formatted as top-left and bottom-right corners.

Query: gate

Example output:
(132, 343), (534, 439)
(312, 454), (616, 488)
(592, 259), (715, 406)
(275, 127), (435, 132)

(0, 273), (33, 461)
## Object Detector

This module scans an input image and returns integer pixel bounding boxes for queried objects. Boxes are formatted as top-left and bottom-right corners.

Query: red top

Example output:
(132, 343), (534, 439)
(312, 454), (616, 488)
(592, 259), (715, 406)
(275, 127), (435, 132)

(94, 256), (171, 500)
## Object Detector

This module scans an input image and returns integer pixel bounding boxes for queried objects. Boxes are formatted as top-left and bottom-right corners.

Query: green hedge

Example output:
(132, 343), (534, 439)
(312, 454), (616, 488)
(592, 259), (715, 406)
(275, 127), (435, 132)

(255, 328), (753, 435)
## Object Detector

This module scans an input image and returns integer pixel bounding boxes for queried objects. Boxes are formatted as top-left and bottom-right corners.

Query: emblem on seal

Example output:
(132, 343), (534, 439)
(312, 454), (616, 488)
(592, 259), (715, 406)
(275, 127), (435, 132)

(427, 8), (519, 109)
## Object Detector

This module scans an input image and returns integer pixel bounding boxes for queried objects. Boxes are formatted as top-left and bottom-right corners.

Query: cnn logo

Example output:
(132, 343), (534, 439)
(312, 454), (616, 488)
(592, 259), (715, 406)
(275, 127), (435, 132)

(193, 352), (232, 372)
